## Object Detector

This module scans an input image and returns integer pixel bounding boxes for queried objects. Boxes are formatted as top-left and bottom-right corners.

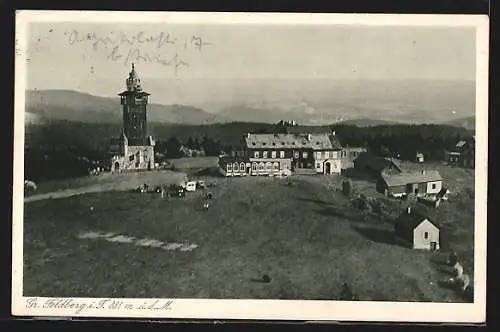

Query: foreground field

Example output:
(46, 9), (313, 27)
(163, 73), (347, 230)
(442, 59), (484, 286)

(23, 161), (475, 302)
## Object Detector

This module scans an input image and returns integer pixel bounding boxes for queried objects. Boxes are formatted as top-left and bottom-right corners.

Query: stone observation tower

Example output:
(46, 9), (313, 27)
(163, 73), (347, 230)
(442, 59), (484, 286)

(110, 63), (155, 172)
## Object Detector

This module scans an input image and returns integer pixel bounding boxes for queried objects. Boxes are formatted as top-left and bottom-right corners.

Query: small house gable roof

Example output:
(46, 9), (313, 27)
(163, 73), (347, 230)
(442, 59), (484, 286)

(395, 209), (440, 239)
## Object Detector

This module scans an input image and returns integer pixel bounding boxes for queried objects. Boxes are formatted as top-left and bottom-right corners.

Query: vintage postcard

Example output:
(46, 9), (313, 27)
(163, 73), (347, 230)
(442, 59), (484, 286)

(13, 11), (488, 322)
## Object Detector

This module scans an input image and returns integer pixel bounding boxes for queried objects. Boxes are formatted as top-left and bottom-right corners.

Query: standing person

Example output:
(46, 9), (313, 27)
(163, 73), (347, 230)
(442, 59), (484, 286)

(448, 251), (458, 266)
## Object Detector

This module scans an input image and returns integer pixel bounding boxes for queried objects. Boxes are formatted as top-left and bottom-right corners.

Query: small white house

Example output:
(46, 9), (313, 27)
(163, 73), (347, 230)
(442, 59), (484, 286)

(395, 207), (440, 251)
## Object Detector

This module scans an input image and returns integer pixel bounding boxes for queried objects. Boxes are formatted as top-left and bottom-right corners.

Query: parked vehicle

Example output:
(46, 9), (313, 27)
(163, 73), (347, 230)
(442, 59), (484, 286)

(184, 181), (197, 192)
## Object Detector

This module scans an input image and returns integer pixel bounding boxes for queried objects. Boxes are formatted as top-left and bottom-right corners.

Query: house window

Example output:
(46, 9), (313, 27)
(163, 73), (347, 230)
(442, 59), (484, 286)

(280, 151), (285, 158)
(240, 163), (245, 172)
(271, 151), (277, 158)
(252, 162), (257, 171)
(424, 232), (429, 239)
(273, 162), (279, 170)
(233, 162), (239, 172)
(431, 183), (437, 189)
(302, 152), (308, 159)
(129, 155), (134, 162)
(259, 162), (264, 170)
(266, 162), (272, 170)
(254, 151), (259, 158)
(316, 152), (322, 159)
(316, 163), (321, 169)
(332, 151), (338, 159)
(294, 151), (299, 158)
(227, 164), (232, 172)
(263, 151), (268, 158)
(325, 151), (330, 158)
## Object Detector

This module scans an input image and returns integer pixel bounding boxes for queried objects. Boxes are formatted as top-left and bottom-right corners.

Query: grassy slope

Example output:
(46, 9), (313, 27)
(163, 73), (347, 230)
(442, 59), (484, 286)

(23, 160), (475, 302)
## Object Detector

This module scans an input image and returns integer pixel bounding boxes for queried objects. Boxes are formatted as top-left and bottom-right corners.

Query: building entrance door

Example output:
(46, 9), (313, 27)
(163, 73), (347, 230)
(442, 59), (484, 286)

(325, 162), (331, 174)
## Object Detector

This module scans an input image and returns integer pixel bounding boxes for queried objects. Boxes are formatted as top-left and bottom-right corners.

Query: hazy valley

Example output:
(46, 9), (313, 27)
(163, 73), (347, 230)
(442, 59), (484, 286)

(25, 79), (476, 129)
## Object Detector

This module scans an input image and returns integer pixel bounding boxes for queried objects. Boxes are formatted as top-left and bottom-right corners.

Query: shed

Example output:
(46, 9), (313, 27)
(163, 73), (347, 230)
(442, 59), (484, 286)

(353, 152), (402, 178)
(395, 207), (440, 250)
(377, 170), (443, 197)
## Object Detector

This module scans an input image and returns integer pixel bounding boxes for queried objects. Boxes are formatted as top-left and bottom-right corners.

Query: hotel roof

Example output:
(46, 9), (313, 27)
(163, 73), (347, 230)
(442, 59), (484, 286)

(244, 133), (342, 150)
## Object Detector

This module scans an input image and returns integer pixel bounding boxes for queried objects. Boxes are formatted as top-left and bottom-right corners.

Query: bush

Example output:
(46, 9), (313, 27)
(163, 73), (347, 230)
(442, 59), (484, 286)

(342, 180), (353, 197)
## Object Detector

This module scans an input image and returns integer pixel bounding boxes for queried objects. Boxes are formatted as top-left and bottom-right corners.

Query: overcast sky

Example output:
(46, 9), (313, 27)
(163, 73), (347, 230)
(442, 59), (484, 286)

(25, 22), (476, 94)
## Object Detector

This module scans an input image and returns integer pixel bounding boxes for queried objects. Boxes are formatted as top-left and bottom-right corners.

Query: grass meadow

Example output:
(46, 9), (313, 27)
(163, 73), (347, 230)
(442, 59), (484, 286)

(22, 158), (475, 302)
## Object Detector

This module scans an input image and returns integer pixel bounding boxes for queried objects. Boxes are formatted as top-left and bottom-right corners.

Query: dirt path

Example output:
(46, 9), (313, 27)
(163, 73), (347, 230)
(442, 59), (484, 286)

(24, 171), (188, 203)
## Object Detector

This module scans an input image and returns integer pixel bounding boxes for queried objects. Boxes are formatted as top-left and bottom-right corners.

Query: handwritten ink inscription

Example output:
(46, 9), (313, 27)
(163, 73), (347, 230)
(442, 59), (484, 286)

(65, 30), (213, 76)
(24, 297), (174, 315)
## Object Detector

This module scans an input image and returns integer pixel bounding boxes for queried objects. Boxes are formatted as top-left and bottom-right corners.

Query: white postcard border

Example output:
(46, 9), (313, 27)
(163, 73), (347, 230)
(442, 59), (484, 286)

(12, 11), (489, 323)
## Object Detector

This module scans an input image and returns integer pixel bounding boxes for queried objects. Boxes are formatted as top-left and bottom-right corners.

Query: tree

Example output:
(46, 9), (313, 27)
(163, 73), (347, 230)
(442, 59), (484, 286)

(342, 180), (353, 197)
(165, 137), (183, 158)
(186, 136), (194, 149)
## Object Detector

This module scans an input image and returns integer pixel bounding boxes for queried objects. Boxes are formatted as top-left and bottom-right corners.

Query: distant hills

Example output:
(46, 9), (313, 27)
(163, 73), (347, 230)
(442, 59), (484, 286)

(25, 89), (230, 125)
(25, 83), (476, 130)
(443, 116), (476, 131)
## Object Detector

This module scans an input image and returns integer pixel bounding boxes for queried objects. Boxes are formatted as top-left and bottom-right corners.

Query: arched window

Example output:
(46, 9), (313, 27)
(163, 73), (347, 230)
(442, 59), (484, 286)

(233, 162), (239, 172)
(252, 162), (257, 171)
(266, 162), (272, 170)
(259, 162), (264, 170)
(227, 164), (232, 172)
(273, 162), (279, 170)
(240, 163), (245, 172)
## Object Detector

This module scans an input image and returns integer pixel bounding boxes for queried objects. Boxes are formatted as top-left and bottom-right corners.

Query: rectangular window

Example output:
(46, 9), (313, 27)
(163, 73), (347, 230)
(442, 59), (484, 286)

(280, 151), (285, 159)
(294, 151), (299, 159)
(316, 163), (321, 169)
(263, 151), (268, 158)
(302, 152), (308, 159)
(271, 151), (277, 158)
(332, 151), (338, 158)
(227, 164), (232, 172)
(316, 152), (322, 159)
(424, 232), (429, 239)
(254, 151), (259, 158)
(431, 183), (437, 189)
(325, 151), (330, 158)
(129, 155), (134, 162)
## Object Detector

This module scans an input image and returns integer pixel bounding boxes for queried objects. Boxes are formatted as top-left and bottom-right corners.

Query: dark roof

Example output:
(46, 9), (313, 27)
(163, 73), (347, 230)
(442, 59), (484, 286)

(395, 209), (440, 239)
(218, 155), (249, 165)
(285, 126), (332, 134)
(245, 133), (342, 150)
(354, 152), (402, 172)
(380, 170), (442, 187)
(118, 90), (150, 96)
